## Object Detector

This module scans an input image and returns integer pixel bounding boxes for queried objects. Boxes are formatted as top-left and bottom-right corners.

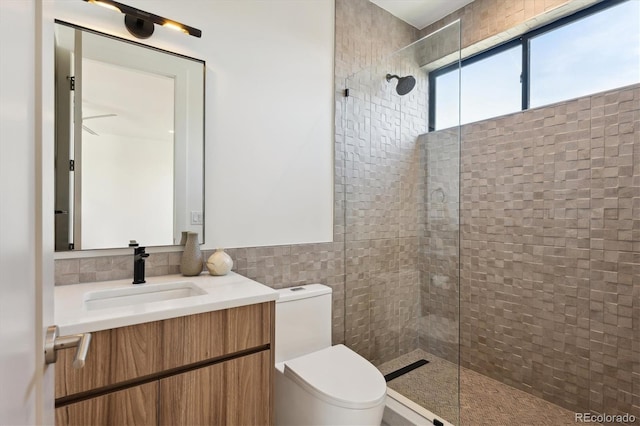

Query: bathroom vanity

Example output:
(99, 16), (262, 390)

(53, 273), (277, 426)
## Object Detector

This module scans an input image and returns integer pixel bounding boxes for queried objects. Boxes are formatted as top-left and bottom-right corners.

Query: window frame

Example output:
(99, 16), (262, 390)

(428, 0), (633, 132)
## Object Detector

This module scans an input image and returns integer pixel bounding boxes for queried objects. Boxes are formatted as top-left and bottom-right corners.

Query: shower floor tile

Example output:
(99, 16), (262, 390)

(377, 349), (601, 426)
(378, 350), (458, 423)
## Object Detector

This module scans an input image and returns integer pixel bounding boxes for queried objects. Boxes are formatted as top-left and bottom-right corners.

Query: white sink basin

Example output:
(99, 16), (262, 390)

(83, 281), (207, 310)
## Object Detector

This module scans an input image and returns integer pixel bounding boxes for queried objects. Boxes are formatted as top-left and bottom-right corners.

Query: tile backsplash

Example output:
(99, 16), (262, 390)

(55, 243), (346, 344)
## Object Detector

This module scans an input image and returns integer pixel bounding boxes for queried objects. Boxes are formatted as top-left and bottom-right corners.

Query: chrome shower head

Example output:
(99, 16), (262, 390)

(386, 74), (416, 96)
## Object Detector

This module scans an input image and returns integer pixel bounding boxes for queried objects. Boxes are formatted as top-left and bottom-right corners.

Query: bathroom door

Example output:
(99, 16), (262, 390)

(0, 0), (55, 423)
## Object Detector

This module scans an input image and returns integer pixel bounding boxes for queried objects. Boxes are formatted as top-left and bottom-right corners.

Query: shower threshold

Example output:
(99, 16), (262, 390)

(383, 388), (453, 426)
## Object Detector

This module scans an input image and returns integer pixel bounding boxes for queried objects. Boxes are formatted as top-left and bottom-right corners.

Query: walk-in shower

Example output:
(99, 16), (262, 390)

(342, 2), (640, 423)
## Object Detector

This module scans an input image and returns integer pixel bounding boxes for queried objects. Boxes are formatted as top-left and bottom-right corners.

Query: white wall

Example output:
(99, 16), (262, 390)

(0, 3), (38, 422)
(50, 0), (335, 250)
(1, 1), (54, 423)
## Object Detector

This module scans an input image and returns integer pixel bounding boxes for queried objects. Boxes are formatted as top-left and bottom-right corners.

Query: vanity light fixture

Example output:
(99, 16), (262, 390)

(83, 0), (202, 39)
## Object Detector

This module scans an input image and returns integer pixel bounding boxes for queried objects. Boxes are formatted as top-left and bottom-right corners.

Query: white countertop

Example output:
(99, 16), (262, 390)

(55, 272), (278, 335)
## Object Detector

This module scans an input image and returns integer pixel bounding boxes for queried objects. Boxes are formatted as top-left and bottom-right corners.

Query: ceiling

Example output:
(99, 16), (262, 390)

(369, 0), (474, 30)
(83, 58), (174, 142)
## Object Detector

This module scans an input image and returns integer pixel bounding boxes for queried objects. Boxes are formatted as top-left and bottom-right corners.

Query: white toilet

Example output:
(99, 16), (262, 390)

(275, 284), (387, 426)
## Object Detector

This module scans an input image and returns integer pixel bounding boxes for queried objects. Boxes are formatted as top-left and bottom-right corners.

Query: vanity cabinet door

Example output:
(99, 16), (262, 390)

(56, 321), (162, 398)
(161, 302), (272, 369)
(56, 303), (272, 398)
(56, 301), (275, 425)
(55, 381), (158, 426)
(159, 350), (272, 426)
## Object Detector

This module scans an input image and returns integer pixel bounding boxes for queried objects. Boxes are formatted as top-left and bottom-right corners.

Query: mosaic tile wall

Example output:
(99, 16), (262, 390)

(343, 48), (430, 364)
(420, 84), (639, 417)
(588, 87), (639, 419)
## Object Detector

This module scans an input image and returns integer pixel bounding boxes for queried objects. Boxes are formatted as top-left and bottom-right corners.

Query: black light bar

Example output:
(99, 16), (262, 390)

(83, 0), (202, 39)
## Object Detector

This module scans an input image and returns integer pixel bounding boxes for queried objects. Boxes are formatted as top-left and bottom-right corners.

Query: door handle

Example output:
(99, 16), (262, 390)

(44, 325), (92, 368)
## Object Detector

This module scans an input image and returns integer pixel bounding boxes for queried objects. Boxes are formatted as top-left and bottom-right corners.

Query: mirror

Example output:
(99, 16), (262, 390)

(54, 21), (205, 251)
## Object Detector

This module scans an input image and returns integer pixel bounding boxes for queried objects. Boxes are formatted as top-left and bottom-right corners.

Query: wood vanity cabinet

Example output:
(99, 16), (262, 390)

(55, 302), (274, 426)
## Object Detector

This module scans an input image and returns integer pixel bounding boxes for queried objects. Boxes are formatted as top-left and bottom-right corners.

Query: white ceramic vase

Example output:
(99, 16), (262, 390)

(206, 249), (233, 276)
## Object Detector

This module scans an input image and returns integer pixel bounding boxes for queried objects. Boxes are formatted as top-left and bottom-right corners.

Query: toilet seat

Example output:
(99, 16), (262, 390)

(282, 344), (387, 410)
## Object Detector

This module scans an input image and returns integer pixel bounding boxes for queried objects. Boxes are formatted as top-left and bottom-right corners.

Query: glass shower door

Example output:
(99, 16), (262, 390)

(342, 21), (461, 425)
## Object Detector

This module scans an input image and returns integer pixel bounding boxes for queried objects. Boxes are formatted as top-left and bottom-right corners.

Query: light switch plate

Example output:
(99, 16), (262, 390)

(191, 211), (203, 225)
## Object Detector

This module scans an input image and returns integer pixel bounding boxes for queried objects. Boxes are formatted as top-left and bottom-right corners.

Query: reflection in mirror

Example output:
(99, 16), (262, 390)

(54, 21), (205, 251)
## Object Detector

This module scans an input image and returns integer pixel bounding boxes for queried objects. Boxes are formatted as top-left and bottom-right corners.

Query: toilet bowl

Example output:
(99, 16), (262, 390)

(275, 284), (386, 426)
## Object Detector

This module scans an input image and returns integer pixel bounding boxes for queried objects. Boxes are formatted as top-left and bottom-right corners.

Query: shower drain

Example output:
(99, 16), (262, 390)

(384, 359), (430, 382)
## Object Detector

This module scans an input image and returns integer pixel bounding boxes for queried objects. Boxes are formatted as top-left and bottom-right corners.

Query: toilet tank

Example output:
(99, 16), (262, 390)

(275, 284), (332, 363)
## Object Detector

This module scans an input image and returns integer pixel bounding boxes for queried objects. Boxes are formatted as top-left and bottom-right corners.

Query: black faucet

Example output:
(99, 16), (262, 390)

(132, 246), (150, 284)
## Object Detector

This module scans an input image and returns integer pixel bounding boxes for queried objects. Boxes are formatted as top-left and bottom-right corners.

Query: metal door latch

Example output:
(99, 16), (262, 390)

(44, 325), (92, 369)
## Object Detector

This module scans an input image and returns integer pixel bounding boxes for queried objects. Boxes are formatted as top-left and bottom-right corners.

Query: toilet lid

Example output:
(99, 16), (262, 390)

(283, 344), (387, 410)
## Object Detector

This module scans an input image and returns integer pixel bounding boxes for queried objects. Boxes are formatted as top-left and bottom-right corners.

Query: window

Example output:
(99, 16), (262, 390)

(429, 0), (640, 131)
(433, 44), (522, 130)
(529, 0), (640, 108)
